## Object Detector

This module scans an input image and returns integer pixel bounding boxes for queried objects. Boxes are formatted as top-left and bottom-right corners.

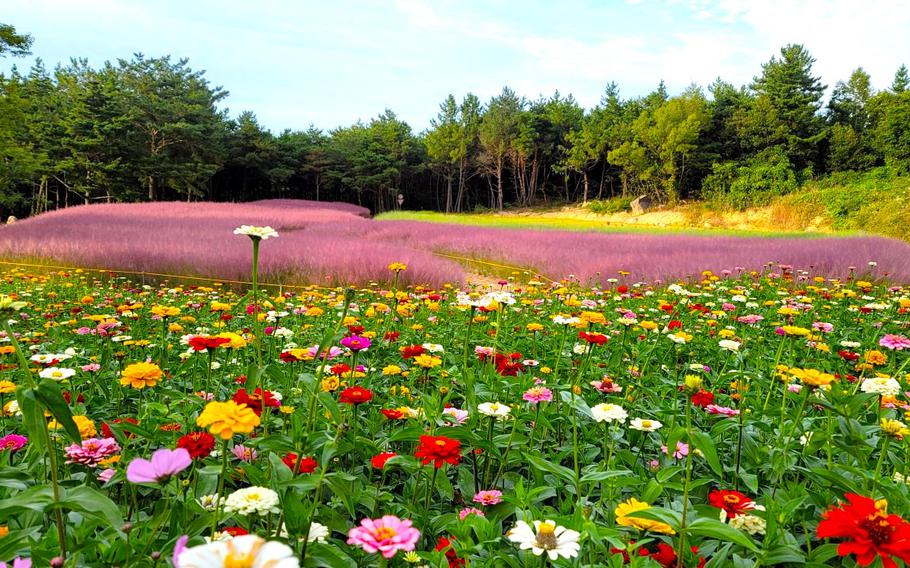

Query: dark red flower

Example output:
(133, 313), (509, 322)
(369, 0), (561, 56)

(280, 350), (304, 363)
(177, 431), (216, 459)
(668, 320), (683, 330)
(330, 363), (351, 376)
(708, 489), (755, 519)
(645, 543), (706, 568)
(232, 388), (280, 416)
(339, 386), (374, 405)
(817, 493), (910, 568)
(400, 345), (426, 359)
(494, 352), (525, 376)
(435, 536), (465, 568)
(101, 417), (139, 439)
(282, 453), (318, 474)
(839, 350), (860, 361)
(415, 435), (462, 468)
(384, 331), (400, 342)
(371, 452), (397, 469)
(616, 285), (629, 294)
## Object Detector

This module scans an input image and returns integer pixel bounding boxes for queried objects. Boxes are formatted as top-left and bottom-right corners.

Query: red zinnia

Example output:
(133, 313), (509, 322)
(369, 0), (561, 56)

(177, 431), (216, 459)
(188, 336), (231, 351)
(282, 453), (318, 474)
(691, 390), (715, 408)
(668, 320), (683, 330)
(645, 543), (706, 568)
(232, 388), (280, 416)
(371, 452), (397, 469)
(101, 417), (139, 439)
(339, 386), (374, 405)
(415, 435), (462, 468)
(817, 493), (910, 568)
(330, 363), (351, 376)
(494, 353), (525, 377)
(400, 345), (426, 359)
(435, 536), (465, 568)
(708, 489), (755, 519)
(578, 331), (608, 345)
(381, 408), (407, 420)
(222, 526), (249, 537)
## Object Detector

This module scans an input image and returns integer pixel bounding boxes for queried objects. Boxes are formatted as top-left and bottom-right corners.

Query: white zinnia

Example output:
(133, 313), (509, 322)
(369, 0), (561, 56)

(590, 403), (628, 424)
(507, 520), (580, 560)
(223, 486), (280, 516)
(860, 377), (901, 397)
(233, 225), (279, 240)
(629, 418), (663, 432)
(477, 402), (511, 419)
(38, 367), (76, 381)
(177, 534), (298, 567)
(718, 340), (741, 352)
(552, 315), (580, 326)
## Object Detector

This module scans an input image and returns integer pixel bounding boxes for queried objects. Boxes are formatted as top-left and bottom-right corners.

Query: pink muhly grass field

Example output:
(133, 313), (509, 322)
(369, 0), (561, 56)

(1, 200), (908, 286)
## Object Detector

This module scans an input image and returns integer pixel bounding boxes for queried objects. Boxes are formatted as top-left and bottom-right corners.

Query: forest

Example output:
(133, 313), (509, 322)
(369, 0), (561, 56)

(1, 22), (909, 215)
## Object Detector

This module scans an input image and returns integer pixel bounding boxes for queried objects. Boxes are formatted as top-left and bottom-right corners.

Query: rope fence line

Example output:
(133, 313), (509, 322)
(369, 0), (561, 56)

(0, 252), (552, 289)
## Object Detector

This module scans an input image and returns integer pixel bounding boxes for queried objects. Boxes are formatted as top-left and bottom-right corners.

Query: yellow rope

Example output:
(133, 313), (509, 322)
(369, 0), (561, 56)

(0, 252), (552, 287)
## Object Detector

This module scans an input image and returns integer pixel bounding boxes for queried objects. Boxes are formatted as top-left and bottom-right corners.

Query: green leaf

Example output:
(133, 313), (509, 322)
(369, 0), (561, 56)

(526, 454), (577, 486)
(35, 378), (81, 443)
(687, 517), (758, 552)
(57, 485), (124, 530)
(690, 429), (722, 478)
(302, 542), (357, 567)
(15, 385), (47, 453)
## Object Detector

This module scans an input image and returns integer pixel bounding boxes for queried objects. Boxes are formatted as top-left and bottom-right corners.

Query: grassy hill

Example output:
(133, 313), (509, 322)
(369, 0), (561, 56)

(379, 170), (910, 241)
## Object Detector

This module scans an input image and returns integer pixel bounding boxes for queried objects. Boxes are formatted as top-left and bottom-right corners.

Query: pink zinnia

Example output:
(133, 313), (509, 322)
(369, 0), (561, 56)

(705, 404), (740, 417)
(661, 441), (689, 460)
(341, 335), (372, 352)
(126, 448), (192, 484)
(472, 490), (503, 506)
(459, 507), (485, 520)
(347, 515), (420, 559)
(232, 444), (257, 462)
(880, 334), (910, 350)
(812, 322), (834, 333)
(81, 363), (101, 372)
(522, 386), (553, 404)
(98, 468), (116, 483)
(0, 434), (28, 452)
(64, 437), (120, 467)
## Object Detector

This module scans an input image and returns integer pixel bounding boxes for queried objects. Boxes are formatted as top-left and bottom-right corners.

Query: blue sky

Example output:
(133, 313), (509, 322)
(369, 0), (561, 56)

(4, 0), (909, 132)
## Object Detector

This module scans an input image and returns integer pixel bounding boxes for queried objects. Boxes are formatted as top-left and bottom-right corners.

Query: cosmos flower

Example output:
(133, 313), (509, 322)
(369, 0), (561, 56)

(126, 448), (192, 484)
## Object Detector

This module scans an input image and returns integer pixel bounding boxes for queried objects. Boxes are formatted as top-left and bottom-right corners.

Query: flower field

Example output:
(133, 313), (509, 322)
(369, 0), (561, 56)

(3, 225), (910, 567)
(3, 200), (910, 286)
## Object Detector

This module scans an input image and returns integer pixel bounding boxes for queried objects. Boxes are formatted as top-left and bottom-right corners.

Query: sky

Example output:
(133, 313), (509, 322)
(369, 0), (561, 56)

(4, 0), (910, 132)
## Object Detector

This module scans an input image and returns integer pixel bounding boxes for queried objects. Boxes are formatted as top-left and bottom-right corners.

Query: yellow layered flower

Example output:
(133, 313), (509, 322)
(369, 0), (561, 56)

(120, 362), (163, 389)
(196, 401), (260, 439)
(615, 498), (676, 535)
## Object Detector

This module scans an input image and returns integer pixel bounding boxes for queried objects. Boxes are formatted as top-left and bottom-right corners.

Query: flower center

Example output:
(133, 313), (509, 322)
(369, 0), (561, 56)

(374, 527), (397, 540)
(723, 494), (742, 504)
(224, 553), (255, 568)
(860, 511), (895, 546)
(535, 522), (559, 550)
(52, 371), (63, 377)
(435, 440), (447, 447)
(641, 420), (652, 428)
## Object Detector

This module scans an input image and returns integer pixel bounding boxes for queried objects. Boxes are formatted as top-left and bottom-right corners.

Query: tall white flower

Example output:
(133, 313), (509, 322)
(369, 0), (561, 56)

(860, 377), (901, 397)
(718, 339), (741, 352)
(591, 403), (628, 424)
(223, 486), (280, 516)
(233, 225), (279, 240)
(507, 520), (580, 560)
(177, 534), (298, 567)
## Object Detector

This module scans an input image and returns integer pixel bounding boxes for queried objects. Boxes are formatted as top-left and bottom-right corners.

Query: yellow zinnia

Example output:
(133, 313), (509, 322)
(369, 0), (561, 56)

(196, 401), (260, 440)
(615, 498), (676, 535)
(120, 362), (163, 389)
(791, 368), (836, 388)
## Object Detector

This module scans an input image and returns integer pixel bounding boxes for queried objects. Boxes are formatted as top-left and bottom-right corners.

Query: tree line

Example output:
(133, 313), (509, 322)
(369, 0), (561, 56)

(1, 23), (909, 216)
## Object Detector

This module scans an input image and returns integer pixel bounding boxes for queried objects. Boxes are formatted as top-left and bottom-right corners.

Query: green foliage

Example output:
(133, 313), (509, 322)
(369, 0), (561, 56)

(703, 148), (798, 209)
(0, 23), (32, 58)
(587, 196), (633, 215)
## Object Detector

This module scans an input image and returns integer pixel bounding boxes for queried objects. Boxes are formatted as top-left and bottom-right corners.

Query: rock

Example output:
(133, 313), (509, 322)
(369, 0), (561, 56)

(630, 195), (653, 215)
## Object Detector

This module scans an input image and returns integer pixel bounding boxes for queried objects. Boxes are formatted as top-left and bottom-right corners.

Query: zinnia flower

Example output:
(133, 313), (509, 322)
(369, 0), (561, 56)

(816, 493), (910, 568)
(126, 448), (192, 484)
(339, 386), (373, 405)
(880, 334), (910, 351)
(472, 490), (503, 506)
(65, 437), (120, 467)
(415, 435), (462, 468)
(233, 225), (279, 240)
(196, 401), (261, 439)
(120, 362), (164, 389)
(177, 432), (216, 460)
(629, 418), (662, 432)
(0, 434), (27, 451)
(591, 403), (628, 423)
(615, 498), (676, 534)
(340, 335), (372, 351)
(175, 534), (297, 567)
(708, 489), (755, 519)
(347, 516), (421, 559)
(506, 520), (580, 560)
(223, 486), (281, 516)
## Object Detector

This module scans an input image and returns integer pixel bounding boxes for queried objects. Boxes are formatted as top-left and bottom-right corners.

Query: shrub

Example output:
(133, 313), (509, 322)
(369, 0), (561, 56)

(703, 148), (798, 209)
(587, 196), (633, 215)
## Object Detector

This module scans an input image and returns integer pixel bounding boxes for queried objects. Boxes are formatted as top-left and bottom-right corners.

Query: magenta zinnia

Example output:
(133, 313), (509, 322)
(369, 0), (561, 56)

(347, 515), (420, 559)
